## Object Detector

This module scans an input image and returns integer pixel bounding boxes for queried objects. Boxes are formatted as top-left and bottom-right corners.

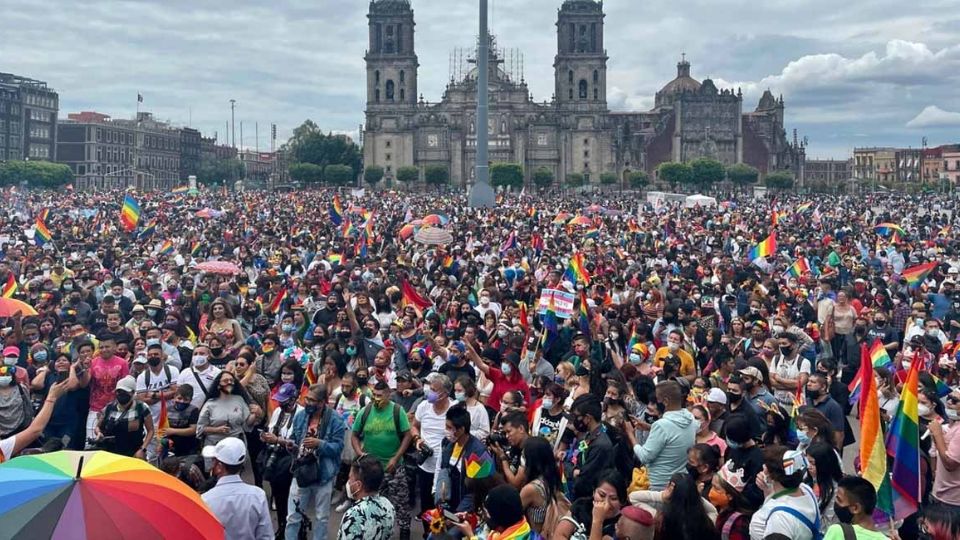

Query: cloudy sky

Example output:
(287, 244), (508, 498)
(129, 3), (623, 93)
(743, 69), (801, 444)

(3, 0), (959, 159)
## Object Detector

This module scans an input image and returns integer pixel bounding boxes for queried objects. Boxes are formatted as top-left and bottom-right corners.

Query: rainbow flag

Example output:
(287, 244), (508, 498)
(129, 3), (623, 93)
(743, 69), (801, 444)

(517, 301), (529, 332)
(493, 516), (540, 540)
(748, 232), (777, 260)
(157, 240), (174, 257)
(34, 217), (52, 246)
(400, 279), (432, 310)
(901, 261), (937, 288)
(342, 220), (357, 237)
(442, 254), (454, 270)
(578, 290), (591, 337)
(190, 241), (201, 256)
(563, 252), (591, 285)
(584, 227), (600, 239)
(268, 288), (288, 315)
(138, 219), (157, 240)
(2, 274), (17, 298)
(875, 222), (906, 237)
(37, 209), (50, 223)
(329, 194), (344, 225)
(171, 185), (189, 194)
(327, 253), (342, 265)
(856, 343), (894, 517)
(930, 373), (952, 398)
(120, 194), (141, 232)
(540, 298), (559, 350)
(627, 219), (641, 234)
(886, 358), (921, 519)
(156, 398), (170, 439)
(784, 257), (812, 278)
(796, 202), (813, 213)
(869, 339), (893, 369)
(499, 231), (518, 253)
(363, 211), (375, 236)
(527, 207), (538, 219)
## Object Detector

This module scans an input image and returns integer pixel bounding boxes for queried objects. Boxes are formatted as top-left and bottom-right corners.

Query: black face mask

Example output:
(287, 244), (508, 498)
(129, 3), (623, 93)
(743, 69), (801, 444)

(806, 388), (823, 402)
(575, 365), (590, 377)
(655, 401), (666, 414)
(779, 346), (793, 356)
(210, 347), (223, 356)
(874, 320), (886, 327)
(833, 502), (854, 524)
(116, 392), (132, 405)
(407, 361), (422, 370)
(573, 417), (588, 433)
(726, 392), (742, 403)
(147, 358), (162, 367)
(685, 464), (699, 478)
(362, 328), (376, 338)
(357, 377), (369, 386)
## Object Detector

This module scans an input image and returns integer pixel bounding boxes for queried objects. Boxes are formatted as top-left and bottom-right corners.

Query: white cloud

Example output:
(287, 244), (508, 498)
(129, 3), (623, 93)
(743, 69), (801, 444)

(906, 106), (960, 128)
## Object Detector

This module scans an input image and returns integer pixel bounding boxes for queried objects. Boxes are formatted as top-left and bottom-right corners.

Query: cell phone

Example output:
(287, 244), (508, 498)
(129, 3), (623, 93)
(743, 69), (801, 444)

(57, 370), (69, 383)
(442, 509), (462, 525)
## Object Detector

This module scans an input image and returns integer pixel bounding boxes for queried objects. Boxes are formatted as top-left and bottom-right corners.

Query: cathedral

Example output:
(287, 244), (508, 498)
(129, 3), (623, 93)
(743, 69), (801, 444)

(362, 0), (806, 187)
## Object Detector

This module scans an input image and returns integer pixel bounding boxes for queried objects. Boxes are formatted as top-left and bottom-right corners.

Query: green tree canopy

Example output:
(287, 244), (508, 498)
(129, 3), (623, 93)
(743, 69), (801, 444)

(566, 172), (585, 187)
(690, 158), (725, 188)
(726, 163), (759, 186)
(490, 162), (524, 189)
(324, 164), (354, 185)
(657, 162), (692, 188)
(424, 165), (449, 186)
(627, 170), (649, 189)
(283, 120), (362, 177)
(0, 161), (73, 188)
(396, 166), (419, 183)
(363, 165), (384, 185)
(766, 171), (795, 189)
(532, 167), (554, 188)
(288, 162), (323, 184)
(197, 156), (244, 186)
(600, 172), (618, 185)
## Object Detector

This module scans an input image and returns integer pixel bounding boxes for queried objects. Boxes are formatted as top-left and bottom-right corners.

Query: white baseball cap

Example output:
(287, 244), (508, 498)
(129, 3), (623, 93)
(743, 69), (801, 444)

(202, 437), (247, 466)
(706, 387), (727, 405)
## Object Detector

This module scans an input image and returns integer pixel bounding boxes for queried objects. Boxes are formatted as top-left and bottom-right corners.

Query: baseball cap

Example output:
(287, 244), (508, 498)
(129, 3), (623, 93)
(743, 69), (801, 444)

(739, 366), (763, 381)
(620, 505), (654, 526)
(274, 383), (298, 404)
(132, 355), (148, 365)
(115, 376), (137, 394)
(396, 370), (413, 382)
(2, 346), (19, 358)
(131, 304), (146, 313)
(202, 437), (247, 466)
(706, 387), (727, 405)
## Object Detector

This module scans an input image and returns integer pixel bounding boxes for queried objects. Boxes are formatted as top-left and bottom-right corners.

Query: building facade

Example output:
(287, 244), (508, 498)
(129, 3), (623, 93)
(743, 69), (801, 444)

(180, 127), (201, 181)
(57, 111), (181, 190)
(895, 148), (922, 183)
(853, 147), (897, 184)
(0, 72), (58, 162)
(945, 149), (960, 185)
(804, 158), (851, 187)
(239, 150), (280, 185)
(362, 0), (805, 187)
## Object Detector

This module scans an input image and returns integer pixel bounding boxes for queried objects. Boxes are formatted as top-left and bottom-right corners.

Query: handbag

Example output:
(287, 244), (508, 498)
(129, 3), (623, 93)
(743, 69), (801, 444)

(413, 442), (434, 465)
(292, 408), (330, 487)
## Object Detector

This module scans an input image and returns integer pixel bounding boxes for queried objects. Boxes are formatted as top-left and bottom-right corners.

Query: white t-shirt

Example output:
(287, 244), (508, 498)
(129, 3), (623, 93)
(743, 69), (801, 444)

(136, 365), (181, 424)
(771, 354), (812, 406)
(176, 365), (221, 410)
(750, 484), (820, 540)
(0, 435), (16, 464)
(415, 400), (451, 473)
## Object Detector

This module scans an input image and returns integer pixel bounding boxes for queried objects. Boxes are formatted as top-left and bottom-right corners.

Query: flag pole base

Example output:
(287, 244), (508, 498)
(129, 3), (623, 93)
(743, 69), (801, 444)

(468, 182), (496, 208)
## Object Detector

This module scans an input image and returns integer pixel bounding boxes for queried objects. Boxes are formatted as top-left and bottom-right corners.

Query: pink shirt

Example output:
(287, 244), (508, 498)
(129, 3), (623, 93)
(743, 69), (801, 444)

(933, 422), (960, 505)
(88, 356), (129, 412)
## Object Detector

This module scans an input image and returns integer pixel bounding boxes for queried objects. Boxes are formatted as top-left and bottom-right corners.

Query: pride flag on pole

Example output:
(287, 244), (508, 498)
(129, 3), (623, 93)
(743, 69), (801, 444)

(886, 358), (921, 519)
(901, 262), (937, 288)
(856, 343), (894, 517)
(329, 194), (344, 226)
(120, 194), (141, 232)
(34, 217), (53, 247)
(748, 232), (777, 261)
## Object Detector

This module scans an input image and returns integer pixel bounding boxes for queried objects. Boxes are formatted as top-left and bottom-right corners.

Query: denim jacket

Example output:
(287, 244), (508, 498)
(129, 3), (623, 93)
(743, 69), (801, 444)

(291, 406), (346, 485)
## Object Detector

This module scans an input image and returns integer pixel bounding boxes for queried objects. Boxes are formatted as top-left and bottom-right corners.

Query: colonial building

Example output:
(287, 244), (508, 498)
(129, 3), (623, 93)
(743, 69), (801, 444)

(804, 159), (852, 187)
(0, 72), (58, 162)
(854, 147), (897, 184)
(362, 0), (805, 187)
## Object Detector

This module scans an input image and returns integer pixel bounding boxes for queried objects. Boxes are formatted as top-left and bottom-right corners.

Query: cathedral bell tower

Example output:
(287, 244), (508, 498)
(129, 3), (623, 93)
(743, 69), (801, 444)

(365, 0), (418, 108)
(554, 0), (607, 109)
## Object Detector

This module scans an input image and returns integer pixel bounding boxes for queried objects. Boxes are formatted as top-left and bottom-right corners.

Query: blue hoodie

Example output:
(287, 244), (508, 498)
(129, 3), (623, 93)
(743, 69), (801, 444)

(632, 408), (697, 490)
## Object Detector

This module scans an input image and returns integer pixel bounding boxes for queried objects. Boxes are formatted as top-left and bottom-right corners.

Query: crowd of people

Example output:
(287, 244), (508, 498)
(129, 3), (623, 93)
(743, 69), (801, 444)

(2, 185), (960, 540)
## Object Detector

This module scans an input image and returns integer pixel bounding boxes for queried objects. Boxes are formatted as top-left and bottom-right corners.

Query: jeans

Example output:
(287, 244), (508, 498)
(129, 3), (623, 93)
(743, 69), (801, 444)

(285, 479), (333, 540)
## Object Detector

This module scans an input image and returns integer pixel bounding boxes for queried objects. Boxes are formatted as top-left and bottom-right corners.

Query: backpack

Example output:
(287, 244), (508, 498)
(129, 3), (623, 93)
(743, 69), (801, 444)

(767, 486), (823, 540)
(603, 422), (638, 481)
(356, 402), (403, 437)
(143, 363), (172, 389)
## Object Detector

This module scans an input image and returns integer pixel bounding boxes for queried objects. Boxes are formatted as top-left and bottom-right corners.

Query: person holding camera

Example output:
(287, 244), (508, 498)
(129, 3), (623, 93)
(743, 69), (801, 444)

(436, 403), (487, 513)
(94, 375), (154, 459)
(489, 411), (529, 488)
(259, 383), (302, 536)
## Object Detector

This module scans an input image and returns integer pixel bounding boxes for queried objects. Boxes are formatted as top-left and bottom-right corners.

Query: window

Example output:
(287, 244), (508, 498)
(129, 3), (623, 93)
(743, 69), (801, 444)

(400, 70), (405, 84)
(386, 140), (391, 148)
(386, 153), (391, 161)
(568, 23), (575, 52)
(400, 89), (405, 102)
(579, 80), (588, 99)
(591, 23), (597, 52)
(568, 88), (573, 100)
(386, 80), (395, 101)
(568, 70), (574, 84)
(593, 70), (599, 83)
(396, 24), (402, 53)
(375, 23), (382, 52)
(584, 138), (589, 145)
(375, 70), (380, 85)
(594, 88), (599, 100)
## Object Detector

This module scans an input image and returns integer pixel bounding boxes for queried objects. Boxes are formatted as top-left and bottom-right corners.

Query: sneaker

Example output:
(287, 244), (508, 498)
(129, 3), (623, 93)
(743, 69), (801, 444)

(335, 500), (351, 513)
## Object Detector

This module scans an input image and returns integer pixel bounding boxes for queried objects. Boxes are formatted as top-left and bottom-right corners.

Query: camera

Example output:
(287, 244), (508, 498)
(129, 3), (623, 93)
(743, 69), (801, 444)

(486, 431), (508, 448)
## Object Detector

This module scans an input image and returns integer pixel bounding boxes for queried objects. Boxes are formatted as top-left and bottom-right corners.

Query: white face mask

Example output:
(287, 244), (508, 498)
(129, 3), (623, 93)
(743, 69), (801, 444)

(947, 408), (959, 421)
(918, 404), (932, 417)
(346, 479), (358, 500)
(480, 297), (490, 306)
(668, 342), (680, 353)
(193, 355), (208, 367)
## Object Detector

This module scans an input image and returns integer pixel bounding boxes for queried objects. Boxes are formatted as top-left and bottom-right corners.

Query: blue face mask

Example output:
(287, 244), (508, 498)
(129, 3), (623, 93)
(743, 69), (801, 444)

(33, 351), (48, 363)
(346, 346), (357, 356)
(725, 438), (741, 449)
(797, 430), (811, 446)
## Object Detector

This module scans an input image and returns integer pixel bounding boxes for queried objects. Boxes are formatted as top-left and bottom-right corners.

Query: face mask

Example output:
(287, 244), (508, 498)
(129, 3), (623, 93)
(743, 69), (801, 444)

(346, 346), (357, 356)
(833, 502), (854, 524)
(779, 345), (793, 356)
(771, 325), (784, 334)
(63, 284), (73, 291)
(726, 392), (742, 403)
(948, 408), (959, 421)
(346, 480), (358, 500)
(282, 324), (294, 333)
(554, 375), (565, 385)
(479, 297), (490, 306)
(693, 419), (704, 433)
(667, 342), (680, 353)
(501, 363), (512, 376)
(750, 307), (759, 314)
(147, 309), (157, 316)
(455, 391), (466, 402)
(806, 388), (822, 402)
(70, 297), (81, 304)
(3, 356), (17, 366)
(725, 438), (741, 449)
(708, 486), (731, 509)
(148, 358), (162, 367)
(221, 384), (234, 394)
(33, 350), (48, 363)
(146, 339), (160, 347)
(193, 355), (208, 366)
(356, 377), (369, 386)
(210, 347), (224, 356)
(0, 376), (12, 386)
(629, 353), (642, 364)
(918, 404), (932, 417)
(575, 365), (589, 377)
(541, 398), (554, 410)
(573, 418), (588, 433)
(497, 329), (508, 338)
(685, 464), (699, 478)
(174, 402), (189, 412)
(116, 392), (132, 405)
(305, 405), (318, 416)
(610, 332), (619, 340)
(445, 429), (457, 442)
(875, 320), (886, 327)
(797, 430), (812, 446)
(426, 390), (440, 404)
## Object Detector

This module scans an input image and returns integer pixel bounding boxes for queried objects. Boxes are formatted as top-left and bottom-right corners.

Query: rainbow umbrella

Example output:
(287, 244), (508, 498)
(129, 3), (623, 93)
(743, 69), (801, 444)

(874, 222), (906, 236)
(0, 297), (38, 317)
(567, 215), (594, 226)
(552, 212), (571, 225)
(0, 450), (223, 539)
(421, 214), (450, 227)
(398, 223), (418, 240)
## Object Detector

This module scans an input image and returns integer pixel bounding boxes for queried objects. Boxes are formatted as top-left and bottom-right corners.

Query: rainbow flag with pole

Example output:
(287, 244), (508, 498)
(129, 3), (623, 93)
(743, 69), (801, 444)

(138, 219), (157, 240)
(874, 222), (906, 237)
(2, 274), (18, 298)
(157, 240), (175, 257)
(748, 232), (777, 261)
(120, 194), (141, 232)
(856, 343), (894, 518)
(886, 358), (921, 519)
(847, 338), (893, 406)
(783, 257), (813, 278)
(329, 194), (344, 225)
(563, 252), (591, 285)
(901, 261), (937, 288)
(577, 290), (591, 338)
(34, 216), (53, 247)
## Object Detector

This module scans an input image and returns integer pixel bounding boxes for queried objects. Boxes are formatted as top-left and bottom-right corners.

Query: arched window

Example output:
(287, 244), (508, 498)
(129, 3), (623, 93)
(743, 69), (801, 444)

(375, 89), (380, 102)
(375, 70), (380, 84)
(568, 88), (573, 100)
(400, 70), (405, 84)
(593, 70), (599, 83)
(594, 88), (599, 100)
(568, 70), (574, 84)
(579, 80), (588, 100)
(400, 88), (405, 102)
(386, 80), (395, 101)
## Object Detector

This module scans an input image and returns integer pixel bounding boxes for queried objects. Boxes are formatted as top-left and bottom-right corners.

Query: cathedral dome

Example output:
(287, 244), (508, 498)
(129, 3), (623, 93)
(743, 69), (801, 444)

(655, 57), (700, 108)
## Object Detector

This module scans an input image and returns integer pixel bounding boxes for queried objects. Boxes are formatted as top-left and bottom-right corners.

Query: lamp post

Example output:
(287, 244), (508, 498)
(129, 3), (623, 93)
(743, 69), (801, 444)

(468, 0), (495, 208)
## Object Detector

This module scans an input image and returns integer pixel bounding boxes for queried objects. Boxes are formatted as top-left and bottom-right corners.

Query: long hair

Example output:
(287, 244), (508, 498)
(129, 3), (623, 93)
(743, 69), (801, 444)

(805, 441), (842, 514)
(656, 472), (719, 540)
(208, 370), (251, 403)
(523, 437), (562, 502)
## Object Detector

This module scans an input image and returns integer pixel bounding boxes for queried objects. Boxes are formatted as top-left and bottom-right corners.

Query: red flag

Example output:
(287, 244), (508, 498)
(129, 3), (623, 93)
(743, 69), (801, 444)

(400, 279), (432, 310)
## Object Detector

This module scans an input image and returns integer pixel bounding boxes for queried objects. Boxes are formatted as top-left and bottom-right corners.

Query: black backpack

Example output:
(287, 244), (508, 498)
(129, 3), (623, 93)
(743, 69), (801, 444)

(356, 402), (404, 438)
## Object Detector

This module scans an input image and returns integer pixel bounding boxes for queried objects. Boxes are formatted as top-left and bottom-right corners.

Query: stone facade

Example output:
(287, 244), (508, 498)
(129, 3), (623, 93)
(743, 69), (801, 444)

(362, 0), (805, 187)
(0, 72), (58, 162)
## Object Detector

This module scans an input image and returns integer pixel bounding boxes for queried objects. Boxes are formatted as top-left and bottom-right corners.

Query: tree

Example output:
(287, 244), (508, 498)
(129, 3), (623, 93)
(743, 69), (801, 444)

(627, 170), (649, 190)
(0, 161), (73, 188)
(282, 119), (362, 178)
(288, 162), (323, 184)
(396, 166), (419, 184)
(566, 172), (585, 188)
(532, 167), (554, 188)
(726, 163), (759, 186)
(363, 165), (384, 185)
(600, 172), (618, 185)
(324, 164), (354, 185)
(490, 162), (524, 189)
(197, 157), (244, 186)
(657, 162), (692, 189)
(424, 165), (449, 186)
(690, 158), (725, 188)
(766, 171), (795, 190)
